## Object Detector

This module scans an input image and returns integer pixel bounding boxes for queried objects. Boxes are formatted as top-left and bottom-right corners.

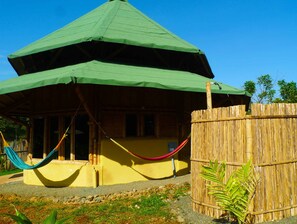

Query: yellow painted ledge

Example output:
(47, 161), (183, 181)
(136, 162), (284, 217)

(24, 160), (100, 188)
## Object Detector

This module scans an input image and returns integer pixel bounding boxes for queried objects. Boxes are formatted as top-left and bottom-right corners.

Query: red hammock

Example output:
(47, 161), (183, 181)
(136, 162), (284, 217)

(110, 135), (190, 161)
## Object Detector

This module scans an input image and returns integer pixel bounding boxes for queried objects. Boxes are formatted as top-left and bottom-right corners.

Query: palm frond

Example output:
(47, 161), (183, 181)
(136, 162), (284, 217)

(200, 159), (259, 224)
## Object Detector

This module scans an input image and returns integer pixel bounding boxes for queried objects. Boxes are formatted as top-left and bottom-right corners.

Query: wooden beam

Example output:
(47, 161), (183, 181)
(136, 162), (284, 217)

(106, 45), (127, 60)
(0, 98), (29, 114)
(206, 82), (212, 109)
(29, 55), (38, 73)
(153, 49), (170, 68)
(47, 48), (63, 68)
(76, 45), (92, 60)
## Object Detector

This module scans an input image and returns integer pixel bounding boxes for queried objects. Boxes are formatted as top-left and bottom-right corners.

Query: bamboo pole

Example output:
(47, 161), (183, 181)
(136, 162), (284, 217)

(206, 82), (212, 109)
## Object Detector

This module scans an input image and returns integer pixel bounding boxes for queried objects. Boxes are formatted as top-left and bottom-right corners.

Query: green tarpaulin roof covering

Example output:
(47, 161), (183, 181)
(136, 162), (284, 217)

(9, 0), (201, 59)
(0, 60), (249, 96)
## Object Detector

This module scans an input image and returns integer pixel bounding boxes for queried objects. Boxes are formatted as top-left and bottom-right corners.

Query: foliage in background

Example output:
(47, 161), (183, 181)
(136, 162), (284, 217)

(275, 80), (297, 103)
(0, 117), (26, 141)
(243, 74), (275, 104)
(243, 74), (297, 104)
(201, 160), (259, 224)
(0, 155), (5, 171)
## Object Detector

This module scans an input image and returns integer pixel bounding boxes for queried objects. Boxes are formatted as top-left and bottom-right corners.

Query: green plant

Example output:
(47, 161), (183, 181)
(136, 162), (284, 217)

(3, 205), (68, 224)
(200, 160), (259, 224)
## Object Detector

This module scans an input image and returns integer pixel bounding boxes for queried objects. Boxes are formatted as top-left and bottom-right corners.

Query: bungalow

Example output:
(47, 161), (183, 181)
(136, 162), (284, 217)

(0, 0), (250, 187)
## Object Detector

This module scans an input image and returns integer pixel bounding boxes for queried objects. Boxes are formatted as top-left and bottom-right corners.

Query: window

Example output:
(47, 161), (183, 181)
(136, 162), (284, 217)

(32, 114), (89, 161)
(125, 113), (155, 137)
(143, 114), (155, 136)
(49, 117), (58, 150)
(33, 118), (44, 158)
(125, 114), (138, 137)
(75, 115), (89, 160)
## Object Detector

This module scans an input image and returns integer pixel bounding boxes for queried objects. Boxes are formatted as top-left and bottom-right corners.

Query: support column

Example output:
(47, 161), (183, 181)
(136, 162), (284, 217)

(58, 116), (65, 160)
(28, 120), (34, 159)
(88, 121), (95, 164)
(70, 119), (76, 161)
(43, 117), (49, 158)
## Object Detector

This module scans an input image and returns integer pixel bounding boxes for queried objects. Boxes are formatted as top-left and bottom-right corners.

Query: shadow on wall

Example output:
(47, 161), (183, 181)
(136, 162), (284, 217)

(33, 168), (80, 188)
(131, 165), (189, 180)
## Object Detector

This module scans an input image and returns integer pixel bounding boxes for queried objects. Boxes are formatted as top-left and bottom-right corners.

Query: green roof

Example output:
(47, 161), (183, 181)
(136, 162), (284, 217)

(0, 60), (248, 96)
(9, 0), (201, 59)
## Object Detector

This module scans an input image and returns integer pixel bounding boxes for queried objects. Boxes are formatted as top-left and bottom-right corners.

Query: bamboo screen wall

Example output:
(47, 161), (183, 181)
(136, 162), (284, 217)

(191, 104), (297, 223)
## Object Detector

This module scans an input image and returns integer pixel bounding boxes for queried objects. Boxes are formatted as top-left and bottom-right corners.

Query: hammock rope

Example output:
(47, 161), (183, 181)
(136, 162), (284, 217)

(0, 104), (81, 170)
(109, 134), (190, 161)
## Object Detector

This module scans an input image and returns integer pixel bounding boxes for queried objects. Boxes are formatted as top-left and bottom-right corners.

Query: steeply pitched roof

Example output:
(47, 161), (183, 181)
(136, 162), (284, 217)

(9, 0), (202, 59)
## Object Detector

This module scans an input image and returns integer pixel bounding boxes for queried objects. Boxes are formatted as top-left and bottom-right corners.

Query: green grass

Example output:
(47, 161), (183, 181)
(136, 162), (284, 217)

(0, 168), (22, 176)
(132, 194), (168, 216)
(0, 183), (191, 224)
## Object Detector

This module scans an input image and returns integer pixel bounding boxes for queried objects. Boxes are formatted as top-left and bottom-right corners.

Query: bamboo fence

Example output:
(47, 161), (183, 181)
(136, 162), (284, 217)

(191, 104), (297, 223)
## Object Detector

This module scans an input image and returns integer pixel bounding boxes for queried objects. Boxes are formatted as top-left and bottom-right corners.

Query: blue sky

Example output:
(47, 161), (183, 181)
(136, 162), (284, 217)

(0, 0), (296, 89)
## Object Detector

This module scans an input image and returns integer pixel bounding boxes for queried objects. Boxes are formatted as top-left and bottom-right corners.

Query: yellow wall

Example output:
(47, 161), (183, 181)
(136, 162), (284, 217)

(24, 160), (100, 188)
(23, 138), (190, 187)
(100, 138), (189, 185)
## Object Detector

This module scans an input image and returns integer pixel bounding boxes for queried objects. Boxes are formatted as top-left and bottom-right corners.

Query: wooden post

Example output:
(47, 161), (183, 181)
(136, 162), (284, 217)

(206, 82), (212, 109)
(88, 121), (95, 164)
(70, 119), (76, 161)
(58, 116), (65, 160)
(43, 117), (49, 158)
(28, 121), (34, 160)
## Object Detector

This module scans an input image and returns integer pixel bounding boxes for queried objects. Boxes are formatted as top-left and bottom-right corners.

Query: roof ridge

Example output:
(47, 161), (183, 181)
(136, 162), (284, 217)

(91, 0), (122, 41)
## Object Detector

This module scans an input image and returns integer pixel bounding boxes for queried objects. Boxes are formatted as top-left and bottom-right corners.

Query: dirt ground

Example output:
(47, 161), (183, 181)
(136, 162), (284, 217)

(0, 173), (297, 223)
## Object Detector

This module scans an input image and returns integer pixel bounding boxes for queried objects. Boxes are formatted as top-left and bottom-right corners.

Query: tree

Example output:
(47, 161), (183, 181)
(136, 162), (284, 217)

(277, 80), (297, 103)
(243, 74), (276, 104)
(0, 117), (26, 141)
